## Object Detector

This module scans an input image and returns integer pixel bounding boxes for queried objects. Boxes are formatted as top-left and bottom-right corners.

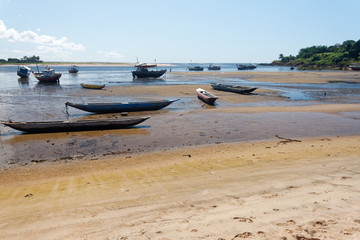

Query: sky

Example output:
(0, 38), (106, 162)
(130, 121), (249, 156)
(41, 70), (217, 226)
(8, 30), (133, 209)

(0, 0), (359, 63)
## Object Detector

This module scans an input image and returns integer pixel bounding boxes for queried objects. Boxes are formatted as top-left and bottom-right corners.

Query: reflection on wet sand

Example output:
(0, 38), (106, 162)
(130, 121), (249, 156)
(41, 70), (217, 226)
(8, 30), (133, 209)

(3, 127), (151, 144)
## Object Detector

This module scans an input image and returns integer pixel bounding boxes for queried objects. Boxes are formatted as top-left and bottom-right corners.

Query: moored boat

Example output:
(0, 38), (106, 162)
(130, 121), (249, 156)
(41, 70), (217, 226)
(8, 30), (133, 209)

(211, 83), (257, 94)
(196, 88), (218, 105)
(33, 67), (62, 82)
(188, 65), (204, 71)
(237, 64), (257, 70)
(68, 65), (79, 73)
(132, 63), (167, 78)
(349, 63), (360, 70)
(80, 83), (105, 89)
(17, 65), (31, 78)
(65, 99), (179, 113)
(207, 64), (221, 71)
(0, 116), (150, 133)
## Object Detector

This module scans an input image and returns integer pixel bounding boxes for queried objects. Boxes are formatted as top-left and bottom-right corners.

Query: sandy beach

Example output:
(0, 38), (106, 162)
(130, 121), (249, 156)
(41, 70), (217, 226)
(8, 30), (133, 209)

(0, 71), (360, 239)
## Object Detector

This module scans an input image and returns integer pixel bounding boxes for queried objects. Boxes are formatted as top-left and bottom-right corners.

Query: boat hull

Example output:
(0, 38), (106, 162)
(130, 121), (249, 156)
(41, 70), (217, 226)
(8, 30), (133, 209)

(33, 73), (62, 82)
(132, 69), (166, 78)
(65, 99), (179, 113)
(196, 88), (218, 105)
(1, 116), (150, 133)
(211, 83), (257, 94)
(188, 67), (204, 71)
(17, 72), (30, 78)
(80, 83), (105, 89)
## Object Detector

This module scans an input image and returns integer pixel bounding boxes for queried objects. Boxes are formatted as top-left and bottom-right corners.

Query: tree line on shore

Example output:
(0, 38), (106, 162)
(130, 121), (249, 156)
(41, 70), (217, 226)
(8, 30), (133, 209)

(272, 39), (360, 69)
(0, 55), (43, 64)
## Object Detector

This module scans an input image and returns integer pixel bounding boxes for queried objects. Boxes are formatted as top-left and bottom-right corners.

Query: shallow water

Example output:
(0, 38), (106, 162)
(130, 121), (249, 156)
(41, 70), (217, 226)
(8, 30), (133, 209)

(1, 65), (360, 169)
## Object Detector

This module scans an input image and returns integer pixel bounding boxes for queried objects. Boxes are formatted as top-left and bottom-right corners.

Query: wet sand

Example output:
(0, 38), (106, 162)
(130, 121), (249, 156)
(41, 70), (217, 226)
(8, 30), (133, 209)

(0, 71), (360, 239)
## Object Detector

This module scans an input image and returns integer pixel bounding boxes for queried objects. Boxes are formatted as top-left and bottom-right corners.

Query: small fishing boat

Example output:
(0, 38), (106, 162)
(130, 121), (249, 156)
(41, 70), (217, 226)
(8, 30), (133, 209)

(188, 65), (204, 71)
(196, 88), (218, 105)
(349, 63), (360, 71)
(0, 116), (150, 133)
(207, 64), (221, 71)
(33, 67), (62, 82)
(211, 83), (257, 94)
(132, 63), (167, 78)
(237, 64), (256, 70)
(68, 65), (79, 73)
(65, 99), (179, 114)
(17, 65), (31, 78)
(80, 83), (105, 89)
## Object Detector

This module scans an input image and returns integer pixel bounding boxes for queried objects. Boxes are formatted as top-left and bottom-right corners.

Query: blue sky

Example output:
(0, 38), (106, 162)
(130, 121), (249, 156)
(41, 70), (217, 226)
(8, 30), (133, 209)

(0, 0), (359, 63)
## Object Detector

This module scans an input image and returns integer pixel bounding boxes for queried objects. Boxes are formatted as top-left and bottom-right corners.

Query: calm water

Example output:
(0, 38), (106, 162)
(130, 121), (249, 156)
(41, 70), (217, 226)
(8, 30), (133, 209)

(0, 63), (298, 89)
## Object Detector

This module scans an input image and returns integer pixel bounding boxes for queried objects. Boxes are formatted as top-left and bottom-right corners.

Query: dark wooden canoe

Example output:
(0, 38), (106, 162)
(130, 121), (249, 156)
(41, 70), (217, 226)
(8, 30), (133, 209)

(0, 116), (150, 133)
(65, 99), (179, 113)
(211, 83), (257, 94)
(132, 69), (167, 78)
(196, 88), (218, 105)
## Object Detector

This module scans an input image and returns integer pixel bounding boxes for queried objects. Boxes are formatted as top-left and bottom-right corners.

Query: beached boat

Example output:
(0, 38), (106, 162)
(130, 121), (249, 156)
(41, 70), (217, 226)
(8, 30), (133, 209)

(188, 65), (204, 71)
(237, 64), (256, 70)
(207, 64), (221, 71)
(211, 83), (257, 94)
(65, 99), (179, 113)
(68, 65), (79, 73)
(196, 88), (218, 105)
(0, 116), (150, 133)
(132, 63), (167, 78)
(349, 64), (360, 71)
(17, 65), (31, 78)
(33, 67), (62, 82)
(80, 83), (105, 89)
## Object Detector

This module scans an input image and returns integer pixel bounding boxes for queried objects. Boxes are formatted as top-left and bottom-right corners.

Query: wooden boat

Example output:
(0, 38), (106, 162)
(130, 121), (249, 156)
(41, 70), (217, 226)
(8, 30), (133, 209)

(207, 64), (221, 71)
(188, 65), (204, 71)
(349, 64), (360, 71)
(196, 88), (218, 105)
(132, 63), (166, 78)
(237, 64), (256, 70)
(68, 65), (79, 73)
(0, 116), (150, 133)
(80, 83), (105, 89)
(17, 65), (31, 78)
(65, 99), (179, 113)
(211, 83), (257, 94)
(33, 67), (62, 82)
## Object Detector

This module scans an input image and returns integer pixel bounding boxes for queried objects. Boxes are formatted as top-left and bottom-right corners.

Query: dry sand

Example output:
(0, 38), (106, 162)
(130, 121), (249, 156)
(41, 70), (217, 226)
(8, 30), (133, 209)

(0, 71), (360, 239)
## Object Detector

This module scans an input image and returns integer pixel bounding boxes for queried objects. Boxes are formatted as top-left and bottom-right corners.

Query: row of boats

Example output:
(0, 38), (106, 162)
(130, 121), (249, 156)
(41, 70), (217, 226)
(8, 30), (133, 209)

(17, 63), (167, 82)
(17, 65), (79, 82)
(187, 64), (257, 71)
(1, 83), (257, 133)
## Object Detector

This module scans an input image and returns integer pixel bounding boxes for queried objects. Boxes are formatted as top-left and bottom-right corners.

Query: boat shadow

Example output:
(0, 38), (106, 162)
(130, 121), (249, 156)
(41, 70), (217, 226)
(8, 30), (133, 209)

(132, 78), (166, 84)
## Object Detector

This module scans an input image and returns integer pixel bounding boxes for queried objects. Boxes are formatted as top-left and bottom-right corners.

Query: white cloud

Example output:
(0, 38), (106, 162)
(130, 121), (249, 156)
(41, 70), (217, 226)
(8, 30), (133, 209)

(0, 20), (85, 51)
(97, 50), (124, 59)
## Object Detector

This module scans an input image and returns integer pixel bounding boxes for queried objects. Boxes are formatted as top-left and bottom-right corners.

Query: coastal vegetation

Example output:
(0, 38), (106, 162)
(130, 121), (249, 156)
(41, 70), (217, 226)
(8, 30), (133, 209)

(0, 55), (42, 64)
(271, 39), (360, 69)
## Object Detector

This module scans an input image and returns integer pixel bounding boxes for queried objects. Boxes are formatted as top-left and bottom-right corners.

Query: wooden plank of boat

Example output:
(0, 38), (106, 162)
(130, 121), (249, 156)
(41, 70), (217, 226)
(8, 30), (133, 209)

(0, 116), (150, 133)
(80, 83), (105, 89)
(210, 83), (257, 94)
(65, 99), (179, 113)
(196, 88), (218, 105)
